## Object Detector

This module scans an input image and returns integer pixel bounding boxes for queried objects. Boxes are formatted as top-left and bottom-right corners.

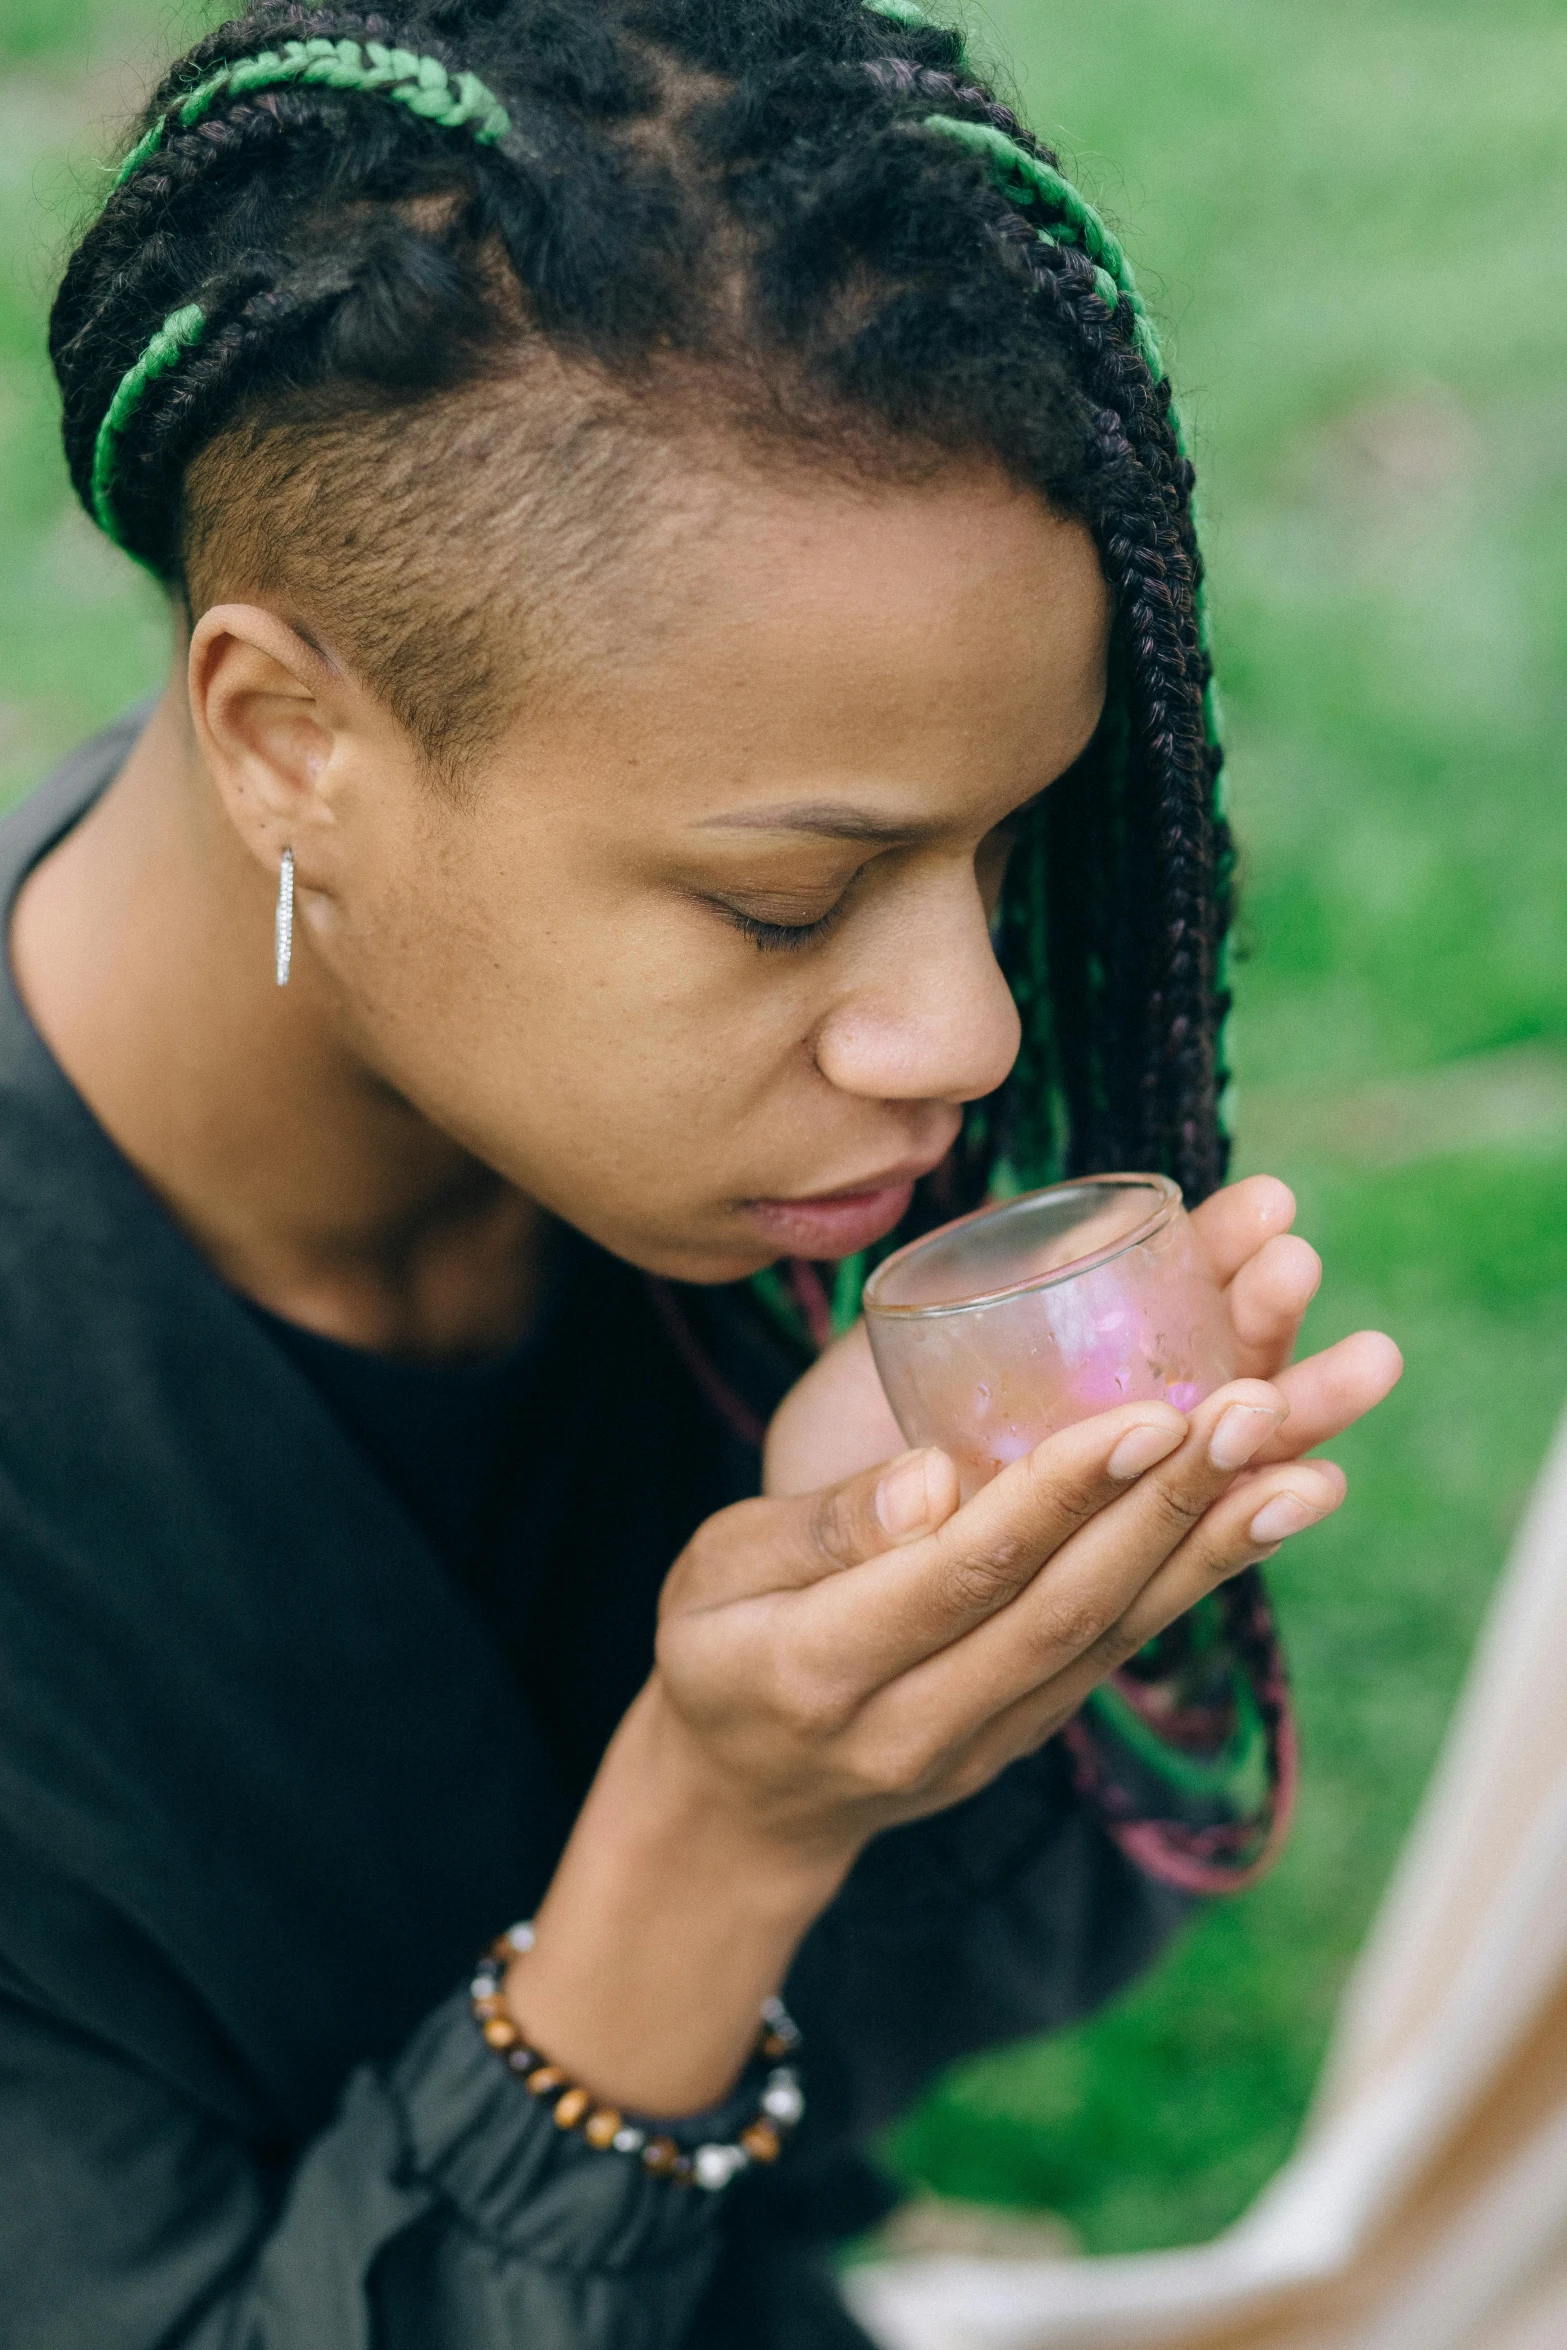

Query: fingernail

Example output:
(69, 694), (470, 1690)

(1209, 1404), (1284, 1471)
(876, 1451), (934, 1538)
(1108, 1421), (1185, 1481)
(1248, 1491), (1329, 1545)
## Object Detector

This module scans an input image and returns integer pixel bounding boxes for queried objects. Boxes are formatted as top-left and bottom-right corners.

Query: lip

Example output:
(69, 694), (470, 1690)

(742, 1154), (948, 1260)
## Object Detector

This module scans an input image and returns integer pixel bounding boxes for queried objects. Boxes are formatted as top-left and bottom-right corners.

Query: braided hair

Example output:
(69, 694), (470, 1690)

(52, 0), (1233, 1253)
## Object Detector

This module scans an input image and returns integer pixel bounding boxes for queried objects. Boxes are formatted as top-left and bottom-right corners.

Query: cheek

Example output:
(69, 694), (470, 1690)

(339, 844), (819, 1169)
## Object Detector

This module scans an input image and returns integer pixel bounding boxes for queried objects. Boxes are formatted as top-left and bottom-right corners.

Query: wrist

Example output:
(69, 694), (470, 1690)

(616, 1676), (864, 1895)
(502, 1681), (853, 2114)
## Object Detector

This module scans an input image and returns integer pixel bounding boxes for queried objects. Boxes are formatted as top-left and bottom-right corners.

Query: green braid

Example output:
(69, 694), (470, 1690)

(861, 0), (939, 26)
(90, 301), (207, 552)
(917, 104), (1233, 1170)
(919, 109), (1225, 756)
(920, 118), (1166, 419)
(870, 18), (1218, 742)
(89, 41), (511, 554)
(115, 38), (509, 187)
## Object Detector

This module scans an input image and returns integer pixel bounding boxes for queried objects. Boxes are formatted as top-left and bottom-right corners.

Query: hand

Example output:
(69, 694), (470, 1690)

(1187, 1175), (1402, 1463)
(508, 1371), (1343, 2112)
(656, 1374), (1341, 1856)
(763, 1174), (1402, 1496)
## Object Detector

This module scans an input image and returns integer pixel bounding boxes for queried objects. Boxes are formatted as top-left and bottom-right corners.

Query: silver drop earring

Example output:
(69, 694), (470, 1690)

(274, 848), (295, 988)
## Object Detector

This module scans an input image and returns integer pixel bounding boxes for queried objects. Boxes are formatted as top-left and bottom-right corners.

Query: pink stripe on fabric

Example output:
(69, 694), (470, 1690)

(643, 1279), (768, 1450)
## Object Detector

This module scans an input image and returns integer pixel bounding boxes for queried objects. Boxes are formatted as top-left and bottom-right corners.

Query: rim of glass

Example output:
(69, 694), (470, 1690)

(862, 1173), (1182, 1319)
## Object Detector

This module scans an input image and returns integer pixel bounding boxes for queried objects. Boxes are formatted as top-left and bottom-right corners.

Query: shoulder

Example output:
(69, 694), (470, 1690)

(0, 705), (148, 903)
(0, 704), (154, 1233)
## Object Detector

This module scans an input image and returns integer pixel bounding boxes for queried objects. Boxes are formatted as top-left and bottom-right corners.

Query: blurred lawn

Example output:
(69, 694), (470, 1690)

(4, 0), (1566, 2258)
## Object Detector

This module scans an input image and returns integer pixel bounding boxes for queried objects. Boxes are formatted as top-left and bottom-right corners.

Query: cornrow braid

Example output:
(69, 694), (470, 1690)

(88, 302), (206, 539)
(74, 34), (512, 557)
(114, 36), (510, 190)
(924, 113), (1167, 379)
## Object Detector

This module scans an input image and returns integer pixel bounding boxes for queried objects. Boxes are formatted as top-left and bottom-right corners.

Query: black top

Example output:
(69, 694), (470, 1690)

(239, 1240), (726, 1806)
(0, 714), (1191, 2350)
(244, 1293), (563, 1579)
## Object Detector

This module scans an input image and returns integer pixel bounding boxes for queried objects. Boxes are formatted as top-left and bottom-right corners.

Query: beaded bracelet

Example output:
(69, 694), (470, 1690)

(470, 1920), (806, 2191)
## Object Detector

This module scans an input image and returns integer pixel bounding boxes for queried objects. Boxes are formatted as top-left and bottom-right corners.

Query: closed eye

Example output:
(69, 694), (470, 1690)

(716, 897), (852, 953)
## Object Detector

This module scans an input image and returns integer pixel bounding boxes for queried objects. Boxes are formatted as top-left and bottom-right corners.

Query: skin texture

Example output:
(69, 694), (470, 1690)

(10, 456), (1401, 2111)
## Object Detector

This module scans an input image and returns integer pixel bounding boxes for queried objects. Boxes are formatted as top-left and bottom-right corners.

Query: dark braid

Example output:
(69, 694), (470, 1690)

(51, 0), (1234, 1214)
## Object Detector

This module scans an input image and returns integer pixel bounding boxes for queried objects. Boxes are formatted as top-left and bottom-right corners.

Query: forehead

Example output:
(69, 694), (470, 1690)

(526, 459), (1112, 841)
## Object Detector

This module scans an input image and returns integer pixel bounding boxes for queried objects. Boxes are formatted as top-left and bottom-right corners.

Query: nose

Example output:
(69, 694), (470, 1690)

(811, 884), (1022, 1106)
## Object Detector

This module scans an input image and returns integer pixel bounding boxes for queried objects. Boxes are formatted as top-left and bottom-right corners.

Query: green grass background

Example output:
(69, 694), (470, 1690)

(3, 0), (1565, 2257)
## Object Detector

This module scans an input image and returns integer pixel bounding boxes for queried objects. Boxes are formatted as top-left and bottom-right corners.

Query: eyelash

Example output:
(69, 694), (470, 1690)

(720, 898), (850, 953)
(712, 825), (1014, 955)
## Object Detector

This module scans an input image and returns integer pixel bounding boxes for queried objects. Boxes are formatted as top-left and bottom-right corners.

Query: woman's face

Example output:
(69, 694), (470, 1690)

(265, 463), (1110, 1282)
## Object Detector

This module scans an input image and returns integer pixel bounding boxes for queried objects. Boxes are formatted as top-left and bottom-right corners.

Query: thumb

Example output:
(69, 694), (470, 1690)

(664, 1449), (964, 1615)
(779, 1446), (964, 1589)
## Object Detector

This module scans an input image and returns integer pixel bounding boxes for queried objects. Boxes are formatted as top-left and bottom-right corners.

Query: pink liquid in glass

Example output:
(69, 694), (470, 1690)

(863, 1176), (1234, 1497)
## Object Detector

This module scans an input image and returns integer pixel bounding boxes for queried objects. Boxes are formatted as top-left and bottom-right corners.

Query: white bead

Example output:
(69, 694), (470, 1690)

(693, 2143), (746, 2191)
(761, 2071), (805, 2126)
(612, 2126), (646, 2154)
(506, 1921), (536, 1952)
(470, 1974), (497, 2000)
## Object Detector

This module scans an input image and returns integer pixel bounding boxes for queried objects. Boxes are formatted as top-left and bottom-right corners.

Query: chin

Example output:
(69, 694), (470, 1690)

(620, 1236), (782, 1287)
(581, 1206), (790, 1288)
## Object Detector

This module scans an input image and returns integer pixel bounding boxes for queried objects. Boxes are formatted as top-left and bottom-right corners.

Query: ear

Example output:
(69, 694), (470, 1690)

(188, 606), (358, 886)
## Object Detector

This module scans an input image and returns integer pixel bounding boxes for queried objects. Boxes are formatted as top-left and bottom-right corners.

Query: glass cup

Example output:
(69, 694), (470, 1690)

(862, 1175), (1235, 1496)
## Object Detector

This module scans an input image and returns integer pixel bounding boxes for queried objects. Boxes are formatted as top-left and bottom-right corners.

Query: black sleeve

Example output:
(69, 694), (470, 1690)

(0, 1987), (736, 2350)
(783, 1737), (1190, 2147)
(0, 1750), (1186, 2350)
(680, 1740), (1191, 2347)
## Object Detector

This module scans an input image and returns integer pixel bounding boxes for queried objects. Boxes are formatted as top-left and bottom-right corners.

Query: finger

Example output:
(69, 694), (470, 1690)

(946, 1458), (1348, 1784)
(1225, 1233), (1322, 1377)
(1189, 1175), (1297, 1287)
(674, 1446), (965, 1611)
(1251, 1330), (1403, 1461)
(862, 1378), (1289, 1738)
(1094, 1456), (1345, 1655)
(783, 1398), (1191, 1687)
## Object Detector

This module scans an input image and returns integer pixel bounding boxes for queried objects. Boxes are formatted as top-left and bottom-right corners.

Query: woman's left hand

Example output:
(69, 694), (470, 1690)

(765, 1173), (1402, 1497)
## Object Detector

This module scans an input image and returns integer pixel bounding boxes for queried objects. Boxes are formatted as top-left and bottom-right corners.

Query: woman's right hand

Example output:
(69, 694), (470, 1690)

(505, 1381), (1341, 2117)
(650, 1377), (1336, 1858)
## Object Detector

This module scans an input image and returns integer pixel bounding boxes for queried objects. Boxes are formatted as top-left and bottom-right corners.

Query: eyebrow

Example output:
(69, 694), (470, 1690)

(693, 802), (944, 845)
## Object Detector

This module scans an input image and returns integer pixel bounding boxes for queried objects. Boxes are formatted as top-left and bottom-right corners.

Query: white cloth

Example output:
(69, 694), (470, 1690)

(849, 1407), (1567, 2350)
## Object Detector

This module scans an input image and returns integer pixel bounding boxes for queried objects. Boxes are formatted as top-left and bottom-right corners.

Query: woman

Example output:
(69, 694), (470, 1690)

(0, 2), (1399, 2343)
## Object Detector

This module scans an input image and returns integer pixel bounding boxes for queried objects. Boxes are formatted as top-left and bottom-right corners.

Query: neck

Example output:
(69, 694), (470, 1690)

(9, 679), (548, 1360)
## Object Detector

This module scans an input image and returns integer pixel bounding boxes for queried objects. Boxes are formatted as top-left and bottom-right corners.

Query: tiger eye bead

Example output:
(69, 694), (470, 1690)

(471, 1935), (801, 2189)
(740, 2121), (781, 2164)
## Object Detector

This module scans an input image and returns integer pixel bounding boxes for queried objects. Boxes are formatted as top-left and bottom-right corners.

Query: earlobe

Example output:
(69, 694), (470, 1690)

(187, 604), (343, 880)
